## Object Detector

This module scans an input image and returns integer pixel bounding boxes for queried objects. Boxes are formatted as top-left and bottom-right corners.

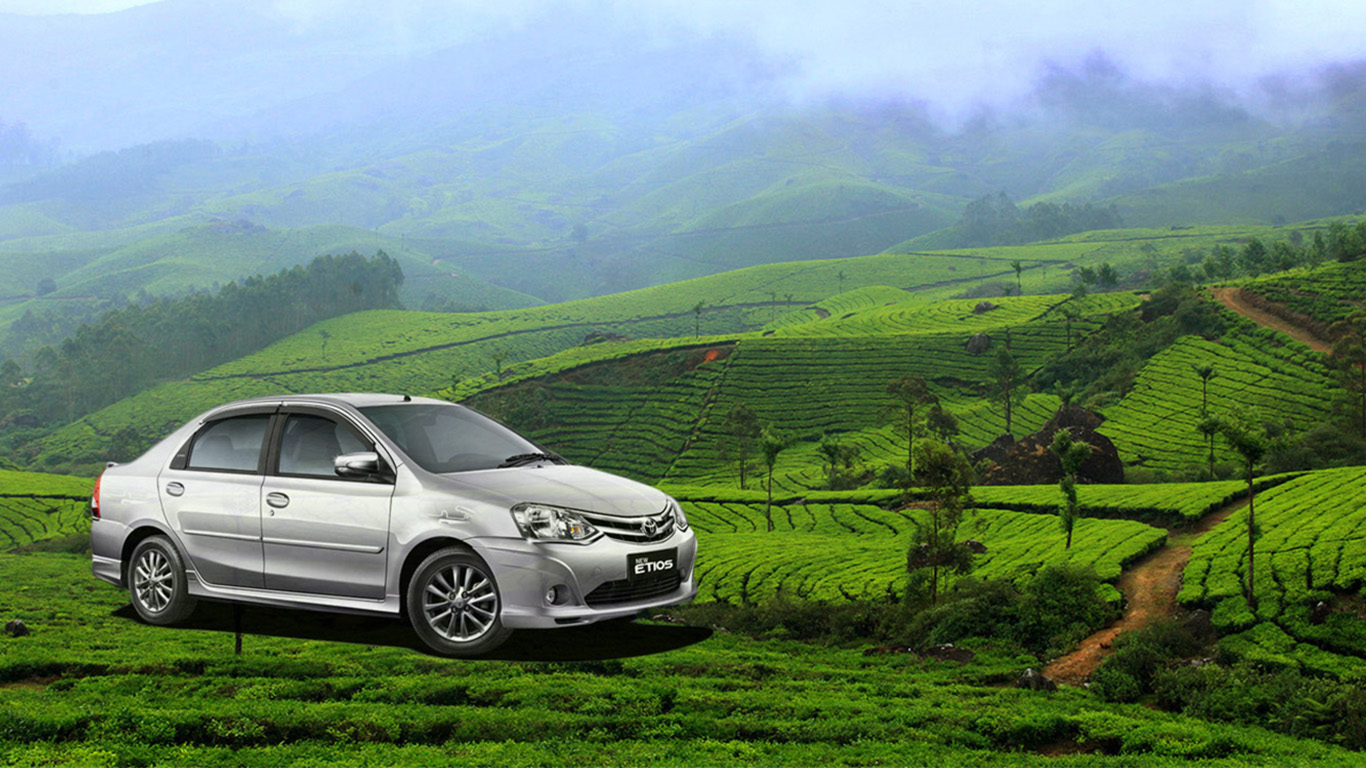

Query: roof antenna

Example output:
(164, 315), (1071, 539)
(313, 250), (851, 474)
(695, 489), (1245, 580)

(402, 394), (412, 402)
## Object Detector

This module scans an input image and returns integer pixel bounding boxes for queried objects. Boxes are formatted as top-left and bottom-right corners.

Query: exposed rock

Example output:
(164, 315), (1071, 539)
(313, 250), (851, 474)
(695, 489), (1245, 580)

(1017, 668), (1057, 691)
(978, 406), (1124, 486)
(970, 433), (1014, 467)
(965, 333), (993, 354)
(973, 301), (998, 315)
(1183, 609), (1214, 638)
(4, 620), (30, 637)
(924, 643), (976, 664)
(1310, 601), (1332, 626)
(963, 539), (989, 554)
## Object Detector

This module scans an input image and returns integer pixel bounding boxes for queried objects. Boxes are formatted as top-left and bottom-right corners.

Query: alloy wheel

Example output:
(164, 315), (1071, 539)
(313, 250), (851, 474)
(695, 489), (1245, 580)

(133, 548), (174, 613)
(421, 563), (499, 642)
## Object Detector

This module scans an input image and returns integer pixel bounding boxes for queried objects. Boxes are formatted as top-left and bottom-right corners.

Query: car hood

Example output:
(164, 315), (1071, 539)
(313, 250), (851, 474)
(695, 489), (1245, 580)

(433, 464), (669, 518)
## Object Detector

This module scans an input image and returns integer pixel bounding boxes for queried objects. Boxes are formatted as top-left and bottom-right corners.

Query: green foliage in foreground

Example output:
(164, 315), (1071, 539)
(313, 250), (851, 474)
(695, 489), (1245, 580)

(0, 553), (1356, 767)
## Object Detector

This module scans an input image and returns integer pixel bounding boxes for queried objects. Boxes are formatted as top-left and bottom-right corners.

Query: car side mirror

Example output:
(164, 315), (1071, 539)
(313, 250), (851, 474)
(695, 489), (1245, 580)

(334, 451), (382, 478)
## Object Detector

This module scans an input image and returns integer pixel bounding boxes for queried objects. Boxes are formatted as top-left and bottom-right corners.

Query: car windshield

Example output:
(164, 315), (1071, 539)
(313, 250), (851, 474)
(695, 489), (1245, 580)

(359, 403), (547, 473)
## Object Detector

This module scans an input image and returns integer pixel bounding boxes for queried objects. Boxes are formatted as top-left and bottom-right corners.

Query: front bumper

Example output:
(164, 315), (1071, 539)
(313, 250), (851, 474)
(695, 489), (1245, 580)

(472, 529), (698, 629)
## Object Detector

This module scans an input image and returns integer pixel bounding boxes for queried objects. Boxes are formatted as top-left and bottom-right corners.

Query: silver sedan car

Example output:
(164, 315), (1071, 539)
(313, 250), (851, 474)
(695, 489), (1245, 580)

(90, 393), (698, 655)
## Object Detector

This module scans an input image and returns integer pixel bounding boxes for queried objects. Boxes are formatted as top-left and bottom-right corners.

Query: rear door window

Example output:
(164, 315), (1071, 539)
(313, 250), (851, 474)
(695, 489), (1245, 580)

(185, 415), (271, 473)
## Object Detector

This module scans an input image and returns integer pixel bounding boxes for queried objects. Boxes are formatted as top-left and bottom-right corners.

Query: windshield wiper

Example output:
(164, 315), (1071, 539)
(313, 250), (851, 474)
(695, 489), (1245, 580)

(497, 452), (566, 468)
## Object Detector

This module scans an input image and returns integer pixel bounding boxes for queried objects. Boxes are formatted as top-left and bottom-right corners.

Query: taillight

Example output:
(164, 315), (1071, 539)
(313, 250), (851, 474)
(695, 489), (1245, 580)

(91, 474), (102, 519)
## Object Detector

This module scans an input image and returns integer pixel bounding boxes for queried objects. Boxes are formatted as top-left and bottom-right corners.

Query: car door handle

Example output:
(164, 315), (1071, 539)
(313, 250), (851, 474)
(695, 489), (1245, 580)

(165, 482), (184, 497)
(266, 492), (290, 509)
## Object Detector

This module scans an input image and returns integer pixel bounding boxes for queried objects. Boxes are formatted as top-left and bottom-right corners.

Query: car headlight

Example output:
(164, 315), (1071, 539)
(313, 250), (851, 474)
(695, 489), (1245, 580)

(669, 499), (689, 531)
(511, 503), (600, 543)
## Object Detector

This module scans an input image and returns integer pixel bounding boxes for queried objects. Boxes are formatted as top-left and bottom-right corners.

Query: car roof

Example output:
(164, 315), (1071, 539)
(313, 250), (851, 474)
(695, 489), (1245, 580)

(210, 393), (454, 413)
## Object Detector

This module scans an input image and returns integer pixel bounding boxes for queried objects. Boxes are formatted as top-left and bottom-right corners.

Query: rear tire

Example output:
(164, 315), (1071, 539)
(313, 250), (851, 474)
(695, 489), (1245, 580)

(128, 535), (197, 625)
(407, 548), (512, 656)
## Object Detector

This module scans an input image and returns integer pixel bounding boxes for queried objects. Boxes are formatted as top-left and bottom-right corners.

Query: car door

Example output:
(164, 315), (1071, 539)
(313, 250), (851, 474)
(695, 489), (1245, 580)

(158, 410), (272, 589)
(259, 408), (394, 599)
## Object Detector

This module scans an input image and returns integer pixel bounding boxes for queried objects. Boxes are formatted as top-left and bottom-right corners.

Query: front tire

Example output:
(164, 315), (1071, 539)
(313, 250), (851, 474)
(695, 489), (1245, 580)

(407, 548), (512, 656)
(128, 535), (197, 625)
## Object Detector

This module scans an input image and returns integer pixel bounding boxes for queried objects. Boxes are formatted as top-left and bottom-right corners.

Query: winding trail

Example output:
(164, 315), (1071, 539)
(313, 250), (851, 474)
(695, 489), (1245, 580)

(1043, 499), (1246, 686)
(1211, 287), (1331, 353)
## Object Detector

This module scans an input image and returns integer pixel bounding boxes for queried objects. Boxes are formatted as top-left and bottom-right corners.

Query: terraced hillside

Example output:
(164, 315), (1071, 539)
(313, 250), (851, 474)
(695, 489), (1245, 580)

(685, 500), (1165, 603)
(1239, 256), (1366, 332)
(26, 248), (1081, 468)
(1179, 467), (1366, 679)
(1099, 322), (1338, 473)
(0, 470), (91, 551)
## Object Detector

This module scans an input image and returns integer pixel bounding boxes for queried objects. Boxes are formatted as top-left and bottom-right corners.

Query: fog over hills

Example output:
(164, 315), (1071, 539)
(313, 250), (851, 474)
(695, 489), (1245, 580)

(2, 0), (1366, 357)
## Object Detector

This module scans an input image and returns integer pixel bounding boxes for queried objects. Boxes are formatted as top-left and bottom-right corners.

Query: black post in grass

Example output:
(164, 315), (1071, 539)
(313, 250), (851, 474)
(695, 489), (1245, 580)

(234, 604), (243, 655)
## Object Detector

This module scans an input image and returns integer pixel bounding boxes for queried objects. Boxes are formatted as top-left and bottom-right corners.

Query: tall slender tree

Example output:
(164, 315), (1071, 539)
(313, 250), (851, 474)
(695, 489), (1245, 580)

(1010, 260), (1023, 295)
(1194, 363), (1218, 415)
(885, 376), (937, 480)
(1219, 416), (1269, 611)
(722, 404), (761, 490)
(759, 428), (790, 532)
(1050, 429), (1092, 549)
(987, 347), (1025, 436)
(906, 440), (975, 605)
(1196, 416), (1221, 480)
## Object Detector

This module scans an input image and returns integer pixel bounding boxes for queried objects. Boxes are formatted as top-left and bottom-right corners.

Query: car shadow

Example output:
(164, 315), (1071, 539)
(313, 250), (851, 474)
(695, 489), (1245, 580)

(112, 603), (712, 661)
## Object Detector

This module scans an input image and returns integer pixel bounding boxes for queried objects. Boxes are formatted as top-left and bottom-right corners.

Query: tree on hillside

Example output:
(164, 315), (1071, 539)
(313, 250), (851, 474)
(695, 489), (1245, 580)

(722, 404), (761, 490)
(906, 439), (975, 605)
(1010, 260), (1023, 295)
(759, 427), (791, 532)
(1239, 237), (1270, 276)
(987, 347), (1026, 437)
(885, 376), (937, 481)
(837, 270), (847, 294)
(1219, 415), (1270, 612)
(1060, 303), (1081, 351)
(1097, 262), (1119, 290)
(818, 434), (860, 490)
(1050, 429), (1092, 549)
(692, 301), (705, 337)
(1196, 416), (1221, 480)
(925, 403), (959, 445)
(1329, 309), (1366, 438)
(1194, 363), (1218, 415)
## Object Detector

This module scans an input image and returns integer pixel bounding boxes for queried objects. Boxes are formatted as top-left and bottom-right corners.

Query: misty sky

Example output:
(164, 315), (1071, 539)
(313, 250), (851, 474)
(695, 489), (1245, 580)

(4, 0), (1366, 124)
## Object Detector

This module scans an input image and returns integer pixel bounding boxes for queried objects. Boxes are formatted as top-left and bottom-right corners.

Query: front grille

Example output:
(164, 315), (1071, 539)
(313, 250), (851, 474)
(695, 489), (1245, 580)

(585, 571), (683, 607)
(579, 506), (675, 543)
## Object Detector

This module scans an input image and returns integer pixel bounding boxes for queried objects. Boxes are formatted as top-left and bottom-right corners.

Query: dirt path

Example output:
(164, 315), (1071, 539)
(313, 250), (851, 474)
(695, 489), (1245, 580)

(1043, 499), (1246, 686)
(1210, 287), (1331, 354)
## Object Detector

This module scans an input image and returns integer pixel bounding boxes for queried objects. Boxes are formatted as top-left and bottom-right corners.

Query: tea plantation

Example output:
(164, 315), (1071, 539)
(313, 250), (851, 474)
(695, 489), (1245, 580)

(0, 550), (1358, 767)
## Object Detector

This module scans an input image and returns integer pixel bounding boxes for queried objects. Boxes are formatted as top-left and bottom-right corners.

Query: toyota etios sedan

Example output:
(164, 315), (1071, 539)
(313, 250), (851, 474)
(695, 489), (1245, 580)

(90, 394), (698, 655)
